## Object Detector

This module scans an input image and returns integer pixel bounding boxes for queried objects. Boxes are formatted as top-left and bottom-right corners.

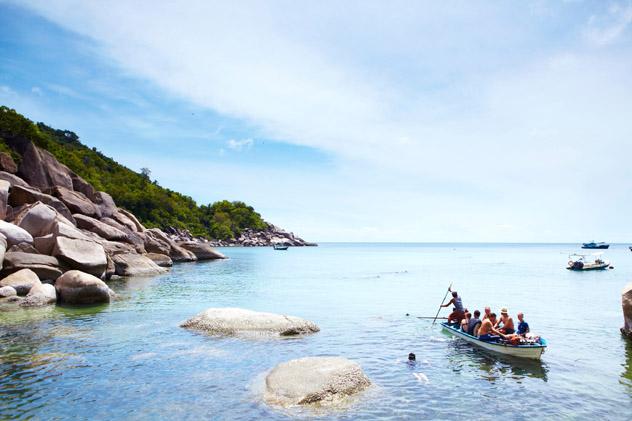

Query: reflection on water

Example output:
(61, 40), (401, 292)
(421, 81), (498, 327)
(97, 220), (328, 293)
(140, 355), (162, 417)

(621, 336), (632, 389)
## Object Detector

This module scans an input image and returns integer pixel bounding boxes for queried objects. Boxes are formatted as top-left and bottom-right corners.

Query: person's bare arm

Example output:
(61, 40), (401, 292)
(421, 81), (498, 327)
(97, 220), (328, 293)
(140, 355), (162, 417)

(441, 298), (455, 308)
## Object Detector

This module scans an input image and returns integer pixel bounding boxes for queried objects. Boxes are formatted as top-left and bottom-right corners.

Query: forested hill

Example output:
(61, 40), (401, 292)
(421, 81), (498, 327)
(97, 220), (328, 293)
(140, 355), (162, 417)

(0, 105), (267, 240)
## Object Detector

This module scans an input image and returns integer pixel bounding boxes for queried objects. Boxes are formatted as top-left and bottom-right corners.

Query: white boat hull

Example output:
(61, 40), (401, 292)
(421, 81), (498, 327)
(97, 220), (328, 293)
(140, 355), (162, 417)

(441, 323), (546, 360)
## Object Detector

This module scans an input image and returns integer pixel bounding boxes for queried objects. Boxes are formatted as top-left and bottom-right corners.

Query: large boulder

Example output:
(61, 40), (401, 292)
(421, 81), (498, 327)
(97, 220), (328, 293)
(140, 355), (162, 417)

(18, 142), (74, 191)
(1, 252), (63, 281)
(110, 210), (139, 232)
(181, 308), (320, 336)
(118, 208), (145, 232)
(9, 185), (75, 222)
(55, 270), (114, 304)
(170, 243), (197, 262)
(622, 283), (632, 338)
(111, 253), (167, 277)
(0, 152), (17, 174)
(93, 192), (116, 218)
(22, 283), (56, 306)
(14, 202), (66, 237)
(53, 186), (100, 218)
(52, 236), (107, 277)
(0, 233), (6, 268)
(264, 357), (371, 406)
(74, 214), (128, 242)
(33, 234), (56, 255)
(0, 268), (41, 295)
(146, 253), (173, 267)
(8, 243), (40, 254)
(0, 220), (33, 247)
(0, 171), (31, 188)
(0, 179), (9, 220)
(178, 241), (225, 260)
(71, 174), (97, 201)
(144, 229), (172, 255)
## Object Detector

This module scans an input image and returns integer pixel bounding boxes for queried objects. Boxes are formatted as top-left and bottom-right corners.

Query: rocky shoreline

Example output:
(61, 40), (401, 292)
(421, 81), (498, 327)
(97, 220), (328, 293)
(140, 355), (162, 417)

(0, 140), (310, 309)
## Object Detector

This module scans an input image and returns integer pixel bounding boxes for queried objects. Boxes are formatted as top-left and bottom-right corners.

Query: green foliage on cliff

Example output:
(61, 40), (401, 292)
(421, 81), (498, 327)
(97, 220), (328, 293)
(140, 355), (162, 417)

(0, 105), (268, 240)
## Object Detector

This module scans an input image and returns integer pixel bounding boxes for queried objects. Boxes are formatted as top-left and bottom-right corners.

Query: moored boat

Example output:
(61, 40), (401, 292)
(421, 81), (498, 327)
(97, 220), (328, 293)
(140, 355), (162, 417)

(582, 241), (609, 249)
(566, 253), (610, 271)
(273, 243), (289, 250)
(441, 322), (547, 360)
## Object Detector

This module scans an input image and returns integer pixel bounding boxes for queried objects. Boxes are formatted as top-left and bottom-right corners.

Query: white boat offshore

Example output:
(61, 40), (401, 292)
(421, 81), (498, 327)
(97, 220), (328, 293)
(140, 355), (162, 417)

(566, 252), (610, 271)
(441, 322), (547, 360)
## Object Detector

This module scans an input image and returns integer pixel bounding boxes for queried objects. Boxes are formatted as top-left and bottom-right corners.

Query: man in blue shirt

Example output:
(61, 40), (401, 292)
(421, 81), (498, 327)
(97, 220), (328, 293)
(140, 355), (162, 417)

(516, 312), (530, 336)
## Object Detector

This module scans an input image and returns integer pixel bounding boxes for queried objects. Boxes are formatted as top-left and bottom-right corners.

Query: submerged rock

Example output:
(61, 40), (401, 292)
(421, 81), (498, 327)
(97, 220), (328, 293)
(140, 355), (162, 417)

(22, 283), (57, 306)
(622, 283), (632, 338)
(264, 357), (371, 406)
(55, 270), (114, 304)
(181, 307), (320, 336)
(0, 268), (41, 295)
(111, 253), (167, 277)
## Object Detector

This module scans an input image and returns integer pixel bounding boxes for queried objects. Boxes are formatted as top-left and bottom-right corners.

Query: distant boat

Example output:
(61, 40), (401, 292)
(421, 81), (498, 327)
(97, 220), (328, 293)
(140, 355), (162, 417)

(567, 253), (610, 271)
(629, 246), (632, 252)
(273, 243), (289, 250)
(581, 241), (610, 249)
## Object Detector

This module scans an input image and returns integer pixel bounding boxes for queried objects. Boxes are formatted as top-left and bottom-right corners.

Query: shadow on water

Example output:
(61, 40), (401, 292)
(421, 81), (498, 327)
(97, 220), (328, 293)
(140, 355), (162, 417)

(443, 333), (549, 382)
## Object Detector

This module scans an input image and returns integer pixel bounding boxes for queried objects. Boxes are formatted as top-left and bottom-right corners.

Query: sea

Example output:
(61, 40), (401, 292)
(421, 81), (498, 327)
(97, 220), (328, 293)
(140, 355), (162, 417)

(1, 243), (631, 420)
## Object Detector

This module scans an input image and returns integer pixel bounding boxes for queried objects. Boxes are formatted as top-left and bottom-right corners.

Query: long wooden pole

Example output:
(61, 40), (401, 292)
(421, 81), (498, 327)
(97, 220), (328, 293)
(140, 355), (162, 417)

(432, 282), (453, 326)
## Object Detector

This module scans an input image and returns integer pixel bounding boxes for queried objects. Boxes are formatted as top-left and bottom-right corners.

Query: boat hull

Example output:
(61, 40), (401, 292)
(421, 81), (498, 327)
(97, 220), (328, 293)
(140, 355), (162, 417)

(566, 262), (610, 271)
(441, 323), (546, 360)
(581, 244), (609, 249)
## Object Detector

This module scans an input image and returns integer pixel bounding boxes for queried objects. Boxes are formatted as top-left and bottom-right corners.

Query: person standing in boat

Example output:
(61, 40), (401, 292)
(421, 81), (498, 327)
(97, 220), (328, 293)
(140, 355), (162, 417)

(441, 288), (465, 325)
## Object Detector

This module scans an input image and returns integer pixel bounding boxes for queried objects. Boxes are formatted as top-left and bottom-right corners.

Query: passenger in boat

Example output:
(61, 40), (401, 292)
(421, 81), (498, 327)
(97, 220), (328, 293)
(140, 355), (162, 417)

(494, 308), (515, 334)
(468, 310), (482, 335)
(477, 313), (501, 342)
(441, 289), (465, 325)
(460, 311), (471, 332)
(482, 306), (491, 321)
(516, 312), (529, 336)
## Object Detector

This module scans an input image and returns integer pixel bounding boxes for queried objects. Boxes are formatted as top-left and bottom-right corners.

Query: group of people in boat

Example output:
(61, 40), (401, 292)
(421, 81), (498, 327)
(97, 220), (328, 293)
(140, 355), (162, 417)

(440, 288), (530, 344)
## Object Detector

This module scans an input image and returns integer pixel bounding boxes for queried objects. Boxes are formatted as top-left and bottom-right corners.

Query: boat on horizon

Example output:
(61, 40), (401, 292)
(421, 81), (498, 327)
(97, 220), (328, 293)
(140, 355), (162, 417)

(566, 252), (611, 271)
(441, 322), (547, 360)
(581, 241), (610, 249)
(273, 243), (289, 250)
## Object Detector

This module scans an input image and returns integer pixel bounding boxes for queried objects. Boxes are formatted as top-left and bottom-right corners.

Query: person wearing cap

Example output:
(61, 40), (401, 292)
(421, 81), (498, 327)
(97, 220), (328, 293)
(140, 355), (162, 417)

(441, 287), (465, 325)
(494, 307), (515, 334)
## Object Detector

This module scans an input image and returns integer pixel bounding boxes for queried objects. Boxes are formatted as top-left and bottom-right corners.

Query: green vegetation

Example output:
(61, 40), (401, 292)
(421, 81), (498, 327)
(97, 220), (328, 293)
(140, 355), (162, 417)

(0, 106), (268, 240)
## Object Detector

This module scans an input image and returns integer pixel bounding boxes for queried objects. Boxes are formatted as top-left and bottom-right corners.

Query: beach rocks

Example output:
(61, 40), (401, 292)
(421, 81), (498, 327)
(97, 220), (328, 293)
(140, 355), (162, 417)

(264, 357), (371, 406)
(2, 252), (63, 281)
(55, 270), (114, 304)
(18, 142), (74, 191)
(74, 214), (128, 242)
(169, 243), (197, 262)
(622, 283), (632, 339)
(0, 220), (33, 247)
(111, 253), (167, 277)
(53, 186), (100, 218)
(0, 152), (17, 174)
(178, 241), (225, 260)
(0, 268), (41, 295)
(0, 285), (17, 298)
(0, 179), (9, 220)
(8, 185), (75, 222)
(14, 202), (60, 237)
(181, 308), (320, 336)
(22, 282), (56, 306)
(146, 253), (173, 267)
(52, 236), (107, 277)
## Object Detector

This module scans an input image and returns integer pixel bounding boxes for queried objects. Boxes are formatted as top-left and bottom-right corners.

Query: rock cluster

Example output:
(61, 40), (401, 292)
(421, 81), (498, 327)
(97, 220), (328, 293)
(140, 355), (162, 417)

(0, 141), (225, 309)
(164, 224), (317, 247)
(622, 283), (632, 339)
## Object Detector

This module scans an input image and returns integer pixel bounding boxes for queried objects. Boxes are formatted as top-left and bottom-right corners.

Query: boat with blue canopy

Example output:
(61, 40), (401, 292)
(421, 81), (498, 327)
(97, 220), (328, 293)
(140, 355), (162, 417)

(441, 322), (547, 360)
(582, 241), (609, 249)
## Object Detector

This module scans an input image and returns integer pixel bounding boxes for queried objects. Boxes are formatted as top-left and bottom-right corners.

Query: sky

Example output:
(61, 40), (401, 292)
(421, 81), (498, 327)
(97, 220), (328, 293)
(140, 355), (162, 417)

(1, 1), (632, 242)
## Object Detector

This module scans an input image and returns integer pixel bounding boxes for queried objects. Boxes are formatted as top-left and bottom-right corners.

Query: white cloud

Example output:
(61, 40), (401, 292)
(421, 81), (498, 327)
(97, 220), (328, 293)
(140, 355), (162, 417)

(584, 3), (632, 46)
(226, 138), (253, 151)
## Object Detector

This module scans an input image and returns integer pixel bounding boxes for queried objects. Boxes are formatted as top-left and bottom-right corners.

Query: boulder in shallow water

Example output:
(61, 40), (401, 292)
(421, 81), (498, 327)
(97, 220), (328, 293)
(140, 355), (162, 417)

(181, 307), (320, 336)
(178, 241), (225, 260)
(55, 270), (114, 304)
(0, 285), (17, 298)
(53, 236), (107, 277)
(1, 252), (63, 281)
(22, 283), (56, 306)
(264, 357), (371, 406)
(622, 283), (632, 338)
(0, 268), (41, 295)
(111, 253), (167, 276)
(0, 220), (33, 247)
(146, 252), (173, 267)
(170, 243), (197, 262)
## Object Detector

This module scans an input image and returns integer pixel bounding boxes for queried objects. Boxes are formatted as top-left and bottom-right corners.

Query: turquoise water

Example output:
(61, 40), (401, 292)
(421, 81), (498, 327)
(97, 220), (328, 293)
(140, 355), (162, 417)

(1, 243), (632, 420)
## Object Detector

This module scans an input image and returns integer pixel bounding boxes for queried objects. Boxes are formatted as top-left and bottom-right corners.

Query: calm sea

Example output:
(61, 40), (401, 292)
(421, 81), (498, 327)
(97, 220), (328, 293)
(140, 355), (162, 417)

(1, 243), (631, 420)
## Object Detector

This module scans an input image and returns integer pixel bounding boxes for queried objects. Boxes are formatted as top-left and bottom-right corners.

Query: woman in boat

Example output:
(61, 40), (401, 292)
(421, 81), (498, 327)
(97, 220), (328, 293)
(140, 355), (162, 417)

(460, 311), (471, 332)
(441, 289), (465, 325)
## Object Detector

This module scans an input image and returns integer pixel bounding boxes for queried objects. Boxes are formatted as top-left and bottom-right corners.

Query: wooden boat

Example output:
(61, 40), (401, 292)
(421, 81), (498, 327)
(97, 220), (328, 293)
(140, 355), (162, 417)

(582, 241), (609, 249)
(566, 253), (610, 271)
(441, 322), (547, 360)
(273, 243), (289, 250)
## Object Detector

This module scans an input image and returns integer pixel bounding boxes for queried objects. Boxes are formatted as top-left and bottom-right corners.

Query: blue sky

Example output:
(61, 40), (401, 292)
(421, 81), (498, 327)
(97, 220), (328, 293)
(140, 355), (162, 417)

(1, 1), (632, 242)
